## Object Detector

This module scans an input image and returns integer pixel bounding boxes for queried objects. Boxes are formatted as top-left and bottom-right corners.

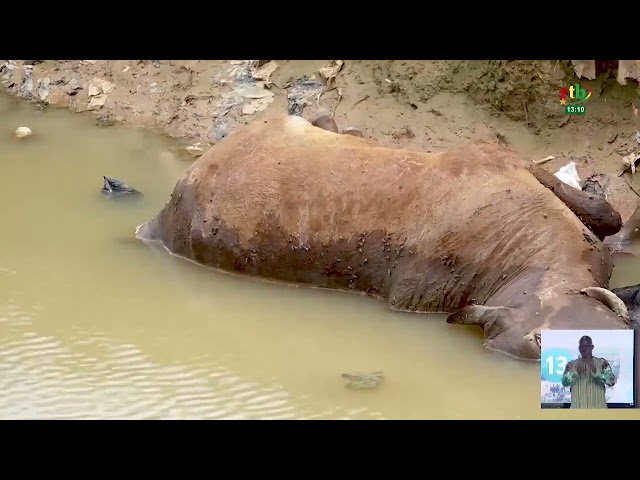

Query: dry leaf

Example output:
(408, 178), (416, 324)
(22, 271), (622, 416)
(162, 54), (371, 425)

(319, 60), (344, 84)
(88, 94), (108, 109)
(623, 152), (640, 174)
(571, 60), (596, 80)
(617, 60), (640, 86)
(233, 85), (274, 100)
(88, 77), (115, 97)
(241, 96), (274, 115)
(253, 61), (278, 82)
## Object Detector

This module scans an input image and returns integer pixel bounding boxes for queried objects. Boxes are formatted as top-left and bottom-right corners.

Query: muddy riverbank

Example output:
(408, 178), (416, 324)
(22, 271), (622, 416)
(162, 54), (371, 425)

(3, 59), (640, 219)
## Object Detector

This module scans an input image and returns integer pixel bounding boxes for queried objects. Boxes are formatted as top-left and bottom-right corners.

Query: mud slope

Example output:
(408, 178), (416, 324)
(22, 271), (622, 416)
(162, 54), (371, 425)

(2, 59), (640, 219)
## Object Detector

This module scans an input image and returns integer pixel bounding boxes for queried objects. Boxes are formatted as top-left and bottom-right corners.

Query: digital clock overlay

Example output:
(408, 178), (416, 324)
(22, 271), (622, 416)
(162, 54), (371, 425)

(559, 83), (591, 115)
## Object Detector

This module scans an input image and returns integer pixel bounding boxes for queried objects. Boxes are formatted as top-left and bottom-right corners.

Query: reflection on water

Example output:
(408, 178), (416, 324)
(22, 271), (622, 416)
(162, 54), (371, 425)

(0, 93), (637, 419)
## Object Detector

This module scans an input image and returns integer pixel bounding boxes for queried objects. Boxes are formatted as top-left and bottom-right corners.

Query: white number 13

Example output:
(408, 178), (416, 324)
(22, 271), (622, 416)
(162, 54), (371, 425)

(545, 355), (568, 375)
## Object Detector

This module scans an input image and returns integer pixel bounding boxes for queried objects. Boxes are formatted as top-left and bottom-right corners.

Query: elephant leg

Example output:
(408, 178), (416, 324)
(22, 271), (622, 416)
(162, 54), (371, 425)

(527, 164), (622, 240)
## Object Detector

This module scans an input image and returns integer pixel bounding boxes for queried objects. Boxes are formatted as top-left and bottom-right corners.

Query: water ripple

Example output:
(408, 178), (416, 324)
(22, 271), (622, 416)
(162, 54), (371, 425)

(0, 327), (377, 420)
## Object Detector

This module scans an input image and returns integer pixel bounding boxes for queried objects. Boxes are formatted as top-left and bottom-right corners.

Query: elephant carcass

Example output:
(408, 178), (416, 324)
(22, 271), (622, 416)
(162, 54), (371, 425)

(136, 115), (631, 361)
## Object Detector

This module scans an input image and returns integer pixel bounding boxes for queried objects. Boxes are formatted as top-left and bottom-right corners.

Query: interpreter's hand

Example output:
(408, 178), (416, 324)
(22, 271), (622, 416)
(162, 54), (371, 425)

(580, 357), (596, 374)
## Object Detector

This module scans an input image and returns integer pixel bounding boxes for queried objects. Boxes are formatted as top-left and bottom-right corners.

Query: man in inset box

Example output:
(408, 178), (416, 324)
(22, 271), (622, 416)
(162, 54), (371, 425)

(561, 335), (617, 409)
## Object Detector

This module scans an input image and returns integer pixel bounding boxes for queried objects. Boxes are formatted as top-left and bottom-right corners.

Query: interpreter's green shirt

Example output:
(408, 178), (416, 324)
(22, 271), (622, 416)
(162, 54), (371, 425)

(561, 357), (616, 409)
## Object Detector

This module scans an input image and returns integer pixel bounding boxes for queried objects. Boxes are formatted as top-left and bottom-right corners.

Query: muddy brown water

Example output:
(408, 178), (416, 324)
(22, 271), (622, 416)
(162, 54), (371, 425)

(0, 94), (637, 419)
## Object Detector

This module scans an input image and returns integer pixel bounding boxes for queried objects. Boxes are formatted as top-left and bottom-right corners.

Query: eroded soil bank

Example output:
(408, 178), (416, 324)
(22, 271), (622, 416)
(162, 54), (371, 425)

(2, 59), (640, 219)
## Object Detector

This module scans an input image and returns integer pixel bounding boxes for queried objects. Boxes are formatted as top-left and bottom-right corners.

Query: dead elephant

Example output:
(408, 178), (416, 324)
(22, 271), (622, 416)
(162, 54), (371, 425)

(135, 114), (634, 361)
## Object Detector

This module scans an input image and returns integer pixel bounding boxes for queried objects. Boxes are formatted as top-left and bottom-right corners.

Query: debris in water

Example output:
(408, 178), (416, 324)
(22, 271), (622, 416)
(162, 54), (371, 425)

(554, 161), (581, 189)
(186, 142), (211, 157)
(96, 114), (116, 127)
(14, 127), (33, 138)
(341, 371), (384, 389)
(14, 126), (32, 139)
(102, 176), (141, 197)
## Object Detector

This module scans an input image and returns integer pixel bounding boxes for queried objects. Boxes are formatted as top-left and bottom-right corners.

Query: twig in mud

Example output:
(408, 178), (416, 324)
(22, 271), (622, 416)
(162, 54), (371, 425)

(352, 95), (369, 109)
(524, 101), (529, 126)
(533, 155), (555, 165)
(332, 88), (343, 117)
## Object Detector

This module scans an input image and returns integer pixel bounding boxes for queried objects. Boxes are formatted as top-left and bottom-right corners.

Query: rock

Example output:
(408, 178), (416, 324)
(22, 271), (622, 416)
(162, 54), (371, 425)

(212, 118), (229, 141)
(1, 61), (17, 87)
(88, 94), (108, 109)
(186, 142), (211, 157)
(96, 114), (116, 127)
(66, 75), (82, 95)
(18, 68), (34, 99)
(38, 77), (50, 102)
(46, 89), (72, 108)
(88, 77), (114, 96)
(14, 127), (32, 139)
